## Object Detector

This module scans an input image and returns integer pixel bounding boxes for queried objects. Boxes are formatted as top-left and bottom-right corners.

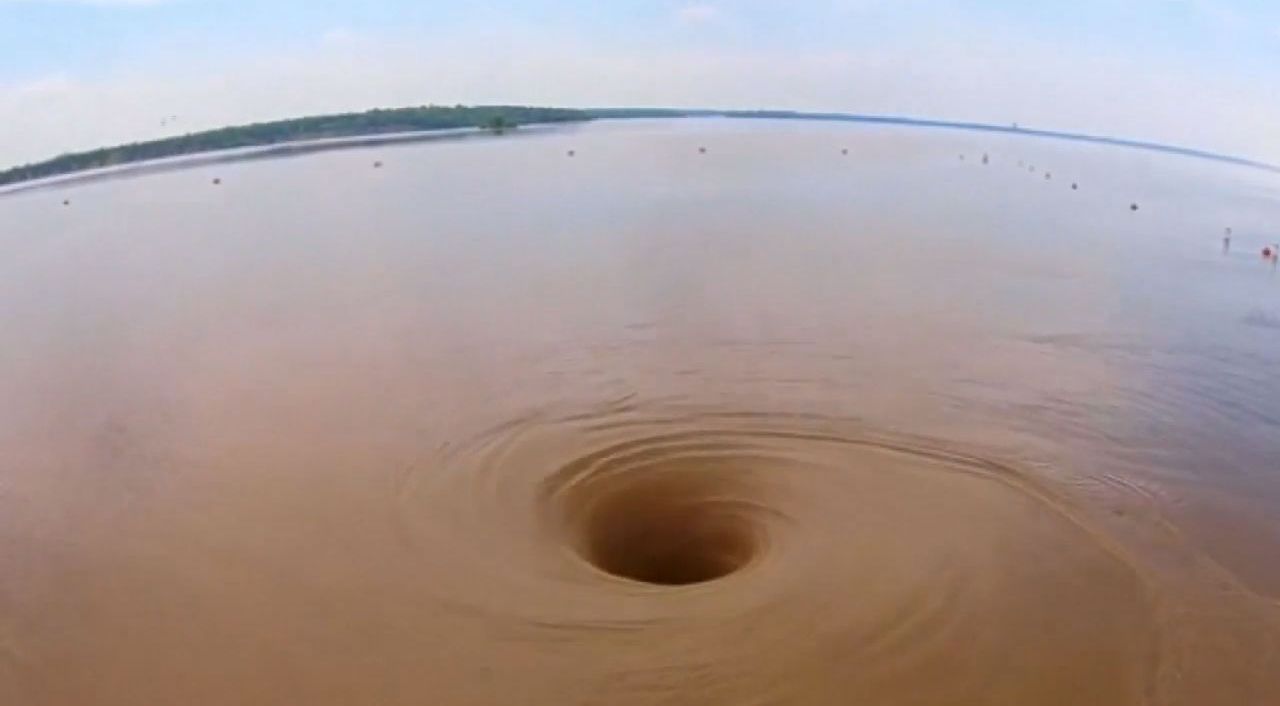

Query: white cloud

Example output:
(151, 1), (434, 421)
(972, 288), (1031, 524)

(675, 4), (719, 26)
(13, 73), (75, 96)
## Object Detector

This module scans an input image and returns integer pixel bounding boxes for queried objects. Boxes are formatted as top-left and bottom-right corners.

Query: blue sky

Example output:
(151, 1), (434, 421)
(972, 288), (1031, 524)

(1, 0), (1278, 167)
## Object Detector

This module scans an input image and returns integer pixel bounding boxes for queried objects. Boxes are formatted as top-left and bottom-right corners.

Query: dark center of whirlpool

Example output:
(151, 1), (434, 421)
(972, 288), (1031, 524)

(387, 404), (1247, 705)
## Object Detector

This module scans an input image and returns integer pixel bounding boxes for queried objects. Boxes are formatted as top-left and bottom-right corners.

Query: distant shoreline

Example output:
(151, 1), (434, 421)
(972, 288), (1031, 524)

(3, 104), (1276, 194)
(0, 105), (590, 192)
(0, 123), (582, 196)
(600, 108), (1280, 173)
(727, 110), (1280, 173)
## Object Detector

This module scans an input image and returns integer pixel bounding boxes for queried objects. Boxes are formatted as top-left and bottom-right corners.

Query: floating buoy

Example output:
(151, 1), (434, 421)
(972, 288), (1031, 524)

(373, 161), (383, 168)
(841, 148), (848, 155)
(699, 147), (707, 154)
(1045, 172), (1052, 180)
(982, 154), (989, 165)
(62, 199), (70, 206)
(1071, 183), (1078, 190)
(567, 150), (575, 157)
(1130, 203), (1139, 211)
(212, 178), (222, 185)
(959, 154), (965, 161)
(1264, 247), (1274, 259)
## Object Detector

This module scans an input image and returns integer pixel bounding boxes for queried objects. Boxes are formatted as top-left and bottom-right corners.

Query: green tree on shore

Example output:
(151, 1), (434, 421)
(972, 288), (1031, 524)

(0, 105), (587, 188)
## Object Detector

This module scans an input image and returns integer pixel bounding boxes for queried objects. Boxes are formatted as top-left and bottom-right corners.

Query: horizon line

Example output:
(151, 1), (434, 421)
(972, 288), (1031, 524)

(596, 108), (1280, 173)
(3, 105), (1277, 192)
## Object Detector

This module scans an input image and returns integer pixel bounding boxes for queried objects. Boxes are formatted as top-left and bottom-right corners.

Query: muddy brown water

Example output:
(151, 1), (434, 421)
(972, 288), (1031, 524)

(2, 119), (1280, 705)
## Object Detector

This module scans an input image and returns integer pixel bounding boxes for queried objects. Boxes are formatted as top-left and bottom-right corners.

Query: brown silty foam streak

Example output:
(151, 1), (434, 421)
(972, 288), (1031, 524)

(1, 120), (1279, 705)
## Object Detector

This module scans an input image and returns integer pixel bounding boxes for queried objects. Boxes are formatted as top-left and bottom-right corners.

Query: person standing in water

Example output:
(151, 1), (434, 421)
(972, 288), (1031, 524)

(1224, 228), (1232, 253)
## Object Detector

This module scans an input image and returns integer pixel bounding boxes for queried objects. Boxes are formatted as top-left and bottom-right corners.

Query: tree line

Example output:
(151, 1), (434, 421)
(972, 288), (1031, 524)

(0, 105), (590, 188)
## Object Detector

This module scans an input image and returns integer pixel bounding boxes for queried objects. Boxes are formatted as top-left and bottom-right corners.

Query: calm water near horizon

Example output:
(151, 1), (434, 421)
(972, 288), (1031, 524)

(2, 118), (1279, 705)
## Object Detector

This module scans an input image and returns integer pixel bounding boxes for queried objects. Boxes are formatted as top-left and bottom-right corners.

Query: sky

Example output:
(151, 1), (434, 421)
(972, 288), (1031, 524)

(1, 0), (1278, 168)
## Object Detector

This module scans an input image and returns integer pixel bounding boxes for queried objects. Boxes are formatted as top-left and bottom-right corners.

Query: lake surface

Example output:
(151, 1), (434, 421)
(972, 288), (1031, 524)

(2, 118), (1279, 705)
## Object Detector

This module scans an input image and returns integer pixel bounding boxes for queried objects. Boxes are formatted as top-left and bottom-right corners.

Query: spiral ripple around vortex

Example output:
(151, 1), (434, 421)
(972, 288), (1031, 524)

(393, 404), (1157, 705)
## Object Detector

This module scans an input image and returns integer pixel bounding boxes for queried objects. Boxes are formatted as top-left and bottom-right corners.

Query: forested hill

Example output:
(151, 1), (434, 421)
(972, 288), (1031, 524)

(0, 105), (590, 188)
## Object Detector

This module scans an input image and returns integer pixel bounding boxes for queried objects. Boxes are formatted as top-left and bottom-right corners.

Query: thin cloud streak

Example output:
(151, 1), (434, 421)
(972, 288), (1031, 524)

(675, 4), (719, 25)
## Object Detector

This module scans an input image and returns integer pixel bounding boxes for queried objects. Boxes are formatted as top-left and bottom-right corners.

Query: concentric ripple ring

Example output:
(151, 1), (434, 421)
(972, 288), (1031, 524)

(392, 404), (1180, 705)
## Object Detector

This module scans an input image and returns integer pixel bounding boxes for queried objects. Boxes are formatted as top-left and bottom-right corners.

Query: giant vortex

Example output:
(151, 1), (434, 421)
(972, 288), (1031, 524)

(392, 404), (1179, 705)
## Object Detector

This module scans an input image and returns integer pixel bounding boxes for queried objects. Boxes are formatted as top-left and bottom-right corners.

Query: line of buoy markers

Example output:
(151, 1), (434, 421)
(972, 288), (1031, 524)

(47, 148), (1246, 255)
